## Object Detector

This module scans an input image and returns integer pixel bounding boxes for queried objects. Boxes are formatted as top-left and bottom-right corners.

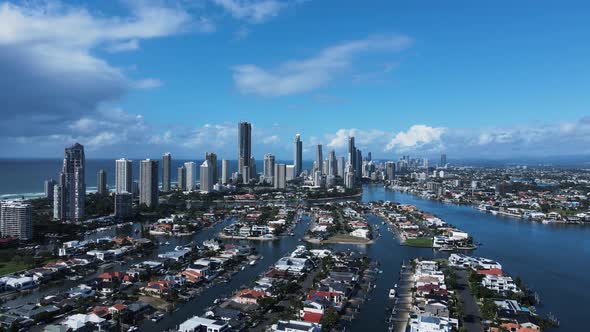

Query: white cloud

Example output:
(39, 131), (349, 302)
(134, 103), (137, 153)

(232, 34), (412, 97)
(212, 0), (285, 23)
(133, 78), (163, 89)
(262, 135), (280, 144)
(106, 39), (140, 53)
(0, 2), (193, 49)
(183, 123), (238, 149)
(150, 131), (173, 144)
(386, 125), (447, 151)
(0, 1), (197, 140)
(326, 128), (389, 150)
(69, 118), (95, 134)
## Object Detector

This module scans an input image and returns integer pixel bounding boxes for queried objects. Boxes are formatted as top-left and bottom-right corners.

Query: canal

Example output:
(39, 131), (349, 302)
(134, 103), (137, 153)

(361, 184), (588, 331)
(9, 184), (586, 331)
(139, 215), (312, 331)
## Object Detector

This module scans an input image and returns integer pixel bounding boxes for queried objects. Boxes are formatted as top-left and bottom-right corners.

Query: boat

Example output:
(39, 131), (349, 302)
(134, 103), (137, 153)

(249, 260), (257, 266)
(165, 241), (170, 245)
(389, 289), (396, 299)
(241, 266), (245, 271)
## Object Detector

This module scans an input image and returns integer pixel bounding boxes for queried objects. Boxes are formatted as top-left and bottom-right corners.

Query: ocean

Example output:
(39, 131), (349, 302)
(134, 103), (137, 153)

(0, 158), (312, 199)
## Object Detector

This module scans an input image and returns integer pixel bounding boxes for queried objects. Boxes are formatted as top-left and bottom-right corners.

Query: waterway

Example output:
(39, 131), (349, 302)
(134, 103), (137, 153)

(360, 184), (588, 331)
(9, 184), (586, 331)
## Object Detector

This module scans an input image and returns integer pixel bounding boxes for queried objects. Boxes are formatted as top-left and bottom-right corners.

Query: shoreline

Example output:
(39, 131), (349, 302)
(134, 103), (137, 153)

(387, 186), (590, 226)
(302, 235), (373, 245)
(217, 233), (278, 241)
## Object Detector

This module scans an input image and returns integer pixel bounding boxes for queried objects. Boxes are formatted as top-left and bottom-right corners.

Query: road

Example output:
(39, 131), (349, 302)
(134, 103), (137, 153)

(456, 270), (483, 332)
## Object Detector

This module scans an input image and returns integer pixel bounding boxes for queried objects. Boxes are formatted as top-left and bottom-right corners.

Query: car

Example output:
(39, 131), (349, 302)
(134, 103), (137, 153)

(151, 313), (164, 322)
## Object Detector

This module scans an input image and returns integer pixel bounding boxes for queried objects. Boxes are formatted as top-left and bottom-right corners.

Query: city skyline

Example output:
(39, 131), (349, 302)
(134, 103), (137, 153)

(1, 1), (590, 159)
(1, 2), (590, 330)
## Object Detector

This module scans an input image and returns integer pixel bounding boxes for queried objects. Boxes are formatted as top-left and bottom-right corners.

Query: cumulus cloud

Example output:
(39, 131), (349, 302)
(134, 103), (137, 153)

(232, 34), (412, 97)
(386, 125), (447, 151)
(211, 0), (285, 23)
(326, 128), (390, 150)
(106, 39), (140, 53)
(0, 0), (196, 146)
(182, 123), (238, 150)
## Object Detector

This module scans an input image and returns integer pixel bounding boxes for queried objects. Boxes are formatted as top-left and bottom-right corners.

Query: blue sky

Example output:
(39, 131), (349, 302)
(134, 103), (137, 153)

(1, 0), (590, 160)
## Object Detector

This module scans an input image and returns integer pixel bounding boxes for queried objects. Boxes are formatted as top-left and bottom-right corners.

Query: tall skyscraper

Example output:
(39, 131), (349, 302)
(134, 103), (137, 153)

(440, 153), (447, 167)
(44, 179), (56, 202)
(294, 134), (302, 177)
(205, 152), (218, 184)
(264, 153), (275, 183)
(55, 143), (85, 221)
(348, 136), (357, 178)
(97, 169), (107, 195)
(162, 152), (172, 192)
(315, 144), (323, 174)
(356, 149), (363, 180)
(177, 166), (187, 191)
(221, 160), (229, 185)
(345, 162), (355, 189)
(115, 158), (133, 194)
(184, 162), (197, 191)
(238, 122), (252, 175)
(274, 164), (286, 189)
(53, 180), (63, 221)
(139, 159), (158, 207)
(250, 157), (257, 179)
(337, 156), (345, 177)
(286, 165), (295, 181)
(385, 161), (396, 180)
(0, 200), (32, 240)
(200, 160), (212, 193)
(328, 150), (337, 176)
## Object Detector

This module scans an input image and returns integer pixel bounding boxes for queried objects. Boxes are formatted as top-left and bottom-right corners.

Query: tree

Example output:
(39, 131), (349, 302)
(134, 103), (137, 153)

(481, 299), (498, 320)
(320, 307), (339, 331)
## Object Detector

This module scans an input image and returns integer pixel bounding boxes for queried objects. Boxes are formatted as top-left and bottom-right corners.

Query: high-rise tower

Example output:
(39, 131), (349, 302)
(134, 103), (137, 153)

(205, 152), (218, 184)
(115, 158), (133, 194)
(97, 169), (107, 195)
(294, 134), (302, 177)
(238, 122), (252, 176)
(315, 144), (323, 175)
(264, 153), (275, 183)
(221, 160), (229, 185)
(200, 160), (212, 193)
(1, 200), (32, 240)
(55, 143), (85, 221)
(184, 162), (196, 191)
(139, 159), (158, 207)
(162, 152), (172, 192)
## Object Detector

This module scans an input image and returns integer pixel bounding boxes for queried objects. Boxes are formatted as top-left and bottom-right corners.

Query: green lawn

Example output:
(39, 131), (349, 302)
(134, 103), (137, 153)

(405, 237), (433, 248)
(0, 261), (29, 276)
(327, 234), (371, 243)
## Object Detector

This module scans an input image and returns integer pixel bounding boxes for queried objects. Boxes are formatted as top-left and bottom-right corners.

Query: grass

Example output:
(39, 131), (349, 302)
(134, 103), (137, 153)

(326, 234), (371, 243)
(0, 260), (29, 276)
(404, 237), (433, 248)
